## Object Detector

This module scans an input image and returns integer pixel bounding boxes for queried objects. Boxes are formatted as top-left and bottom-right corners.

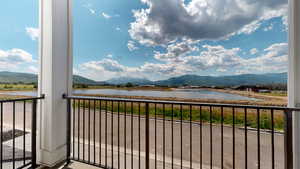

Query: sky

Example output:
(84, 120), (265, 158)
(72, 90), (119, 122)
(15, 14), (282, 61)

(0, 0), (289, 81)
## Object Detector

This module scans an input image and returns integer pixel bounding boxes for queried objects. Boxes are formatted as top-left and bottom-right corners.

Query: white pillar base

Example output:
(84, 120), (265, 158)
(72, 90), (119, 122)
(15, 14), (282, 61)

(38, 145), (67, 167)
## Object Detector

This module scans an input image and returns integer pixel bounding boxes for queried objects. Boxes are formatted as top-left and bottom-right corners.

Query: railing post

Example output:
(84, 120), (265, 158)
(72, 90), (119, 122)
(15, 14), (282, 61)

(284, 110), (293, 169)
(31, 99), (37, 168)
(145, 103), (150, 169)
(66, 96), (71, 164)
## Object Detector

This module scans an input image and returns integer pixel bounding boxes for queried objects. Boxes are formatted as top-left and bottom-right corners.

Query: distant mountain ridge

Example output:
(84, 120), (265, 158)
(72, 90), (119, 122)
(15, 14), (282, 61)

(106, 77), (153, 85)
(154, 73), (287, 87)
(0, 71), (37, 84)
(0, 71), (287, 87)
(0, 71), (98, 85)
(106, 73), (287, 86)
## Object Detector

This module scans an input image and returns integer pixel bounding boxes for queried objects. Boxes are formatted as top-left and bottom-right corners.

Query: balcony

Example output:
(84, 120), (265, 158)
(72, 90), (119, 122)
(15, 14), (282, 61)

(2, 0), (300, 168)
(0, 95), (298, 169)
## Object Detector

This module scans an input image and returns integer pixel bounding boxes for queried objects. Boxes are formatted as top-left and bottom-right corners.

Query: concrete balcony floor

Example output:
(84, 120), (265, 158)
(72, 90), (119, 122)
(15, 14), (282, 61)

(37, 161), (102, 169)
(66, 162), (102, 169)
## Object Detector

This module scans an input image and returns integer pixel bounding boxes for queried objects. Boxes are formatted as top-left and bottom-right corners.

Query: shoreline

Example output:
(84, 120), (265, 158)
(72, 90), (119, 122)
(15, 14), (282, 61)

(75, 92), (286, 106)
(76, 86), (173, 91)
(0, 87), (287, 106)
(202, 88), (287, 106)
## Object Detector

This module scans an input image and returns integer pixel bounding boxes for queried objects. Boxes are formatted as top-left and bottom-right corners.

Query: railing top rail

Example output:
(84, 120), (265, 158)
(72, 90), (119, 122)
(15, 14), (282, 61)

(0, 95), (45, 103)
(63, 95), (300, 111)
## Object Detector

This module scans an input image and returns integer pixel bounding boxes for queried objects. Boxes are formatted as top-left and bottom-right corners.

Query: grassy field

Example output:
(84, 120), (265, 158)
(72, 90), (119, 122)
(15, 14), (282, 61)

(260, 92), (287, 97)
(0, 94), (32, 100)
(75, 100), (285, 131)
(0, 84), (287, 131)
(0, 84), (35, 90)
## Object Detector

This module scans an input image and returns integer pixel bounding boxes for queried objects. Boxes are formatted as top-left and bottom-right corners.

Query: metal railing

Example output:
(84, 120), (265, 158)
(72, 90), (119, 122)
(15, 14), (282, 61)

(0, 96), (44, 169)
(64, 95), (299, 169)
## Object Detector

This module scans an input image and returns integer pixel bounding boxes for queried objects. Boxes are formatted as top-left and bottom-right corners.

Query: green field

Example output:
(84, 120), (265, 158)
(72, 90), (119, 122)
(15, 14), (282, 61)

(75, 100), (285, 131)
(260, 92), (287, 97)
(0, 84), (35, 90)
(0, 83), (286, 131)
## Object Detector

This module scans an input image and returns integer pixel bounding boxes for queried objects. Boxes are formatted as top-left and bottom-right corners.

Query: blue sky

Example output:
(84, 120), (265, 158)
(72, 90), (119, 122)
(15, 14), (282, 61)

(0, 0), (289, 81)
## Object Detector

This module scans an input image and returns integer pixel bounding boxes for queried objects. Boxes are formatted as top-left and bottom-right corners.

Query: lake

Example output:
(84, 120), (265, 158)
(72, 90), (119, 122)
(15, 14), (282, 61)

(0, 89), (258, 101)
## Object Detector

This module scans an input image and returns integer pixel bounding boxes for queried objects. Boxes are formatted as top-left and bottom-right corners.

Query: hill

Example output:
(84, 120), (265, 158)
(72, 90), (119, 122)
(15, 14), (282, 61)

(0, 71), (37, 84)
(106, 77), (153, 85)
(0, 71), (99, 85)
(0, 71), (287, 87)
(155, 73), (287, 87)
(73, 75), (99, 85)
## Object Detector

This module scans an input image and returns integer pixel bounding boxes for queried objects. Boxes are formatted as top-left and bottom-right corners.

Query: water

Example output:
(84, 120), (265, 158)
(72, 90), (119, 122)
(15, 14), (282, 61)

(0, 91), (37, 97)
(0, 89), (258, 101)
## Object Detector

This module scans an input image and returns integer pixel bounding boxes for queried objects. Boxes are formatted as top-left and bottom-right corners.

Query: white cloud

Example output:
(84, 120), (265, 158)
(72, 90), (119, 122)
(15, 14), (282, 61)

(217, 68), (227, 72)
(83, 3), (96, 15)
(89, 9), (96, 15)
(237, 21), (261, 35)
(241, 43), (288, 73)
(139, 62), (192, 76)
(184, 45), (243, 70)
(0, 49), (33, 63)
(184, 43), (287, 74)
(78, 58), (192, 81)
(264, 24), (274, 31)
(73, 68), (80, 75)
(28, 66), (38, 73)
(82, 59), (125, 73)
(77, 42), (288, 81)
(250, 48), (259, 55)
(106, 54), (113, 58)
(102, 12), (112, 19)
(116, 27), (121, 31)
(282, 16), (288, 31)
(154, 40), (199, 61)
(129, 0), (288, 46)
(26, 27), (39, 41)
(0, 48), (36, 72)
(127, 41), (139, 51)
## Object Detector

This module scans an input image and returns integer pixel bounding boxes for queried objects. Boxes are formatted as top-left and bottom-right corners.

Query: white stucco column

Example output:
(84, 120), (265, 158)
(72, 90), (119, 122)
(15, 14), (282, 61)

(288, 0), (300, 168)
(38, 0), (73, 167)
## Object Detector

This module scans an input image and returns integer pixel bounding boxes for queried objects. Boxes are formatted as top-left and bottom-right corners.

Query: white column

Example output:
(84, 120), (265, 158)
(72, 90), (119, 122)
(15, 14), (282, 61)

(38, 0), (73, 167)
(288, 0), (300, 168)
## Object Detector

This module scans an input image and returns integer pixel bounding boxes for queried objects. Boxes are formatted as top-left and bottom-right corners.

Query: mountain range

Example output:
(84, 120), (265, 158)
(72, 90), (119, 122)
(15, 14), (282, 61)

(106, 77), (152, 85)
(104, 73), (287, 87)
(0, 71), (287, 87)
(155, 73), (287, 87)
(0, 71), (97, 85)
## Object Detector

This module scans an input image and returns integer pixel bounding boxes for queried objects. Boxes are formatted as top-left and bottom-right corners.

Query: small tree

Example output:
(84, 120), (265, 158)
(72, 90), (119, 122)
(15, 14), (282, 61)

(125, 82), (134, 87)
